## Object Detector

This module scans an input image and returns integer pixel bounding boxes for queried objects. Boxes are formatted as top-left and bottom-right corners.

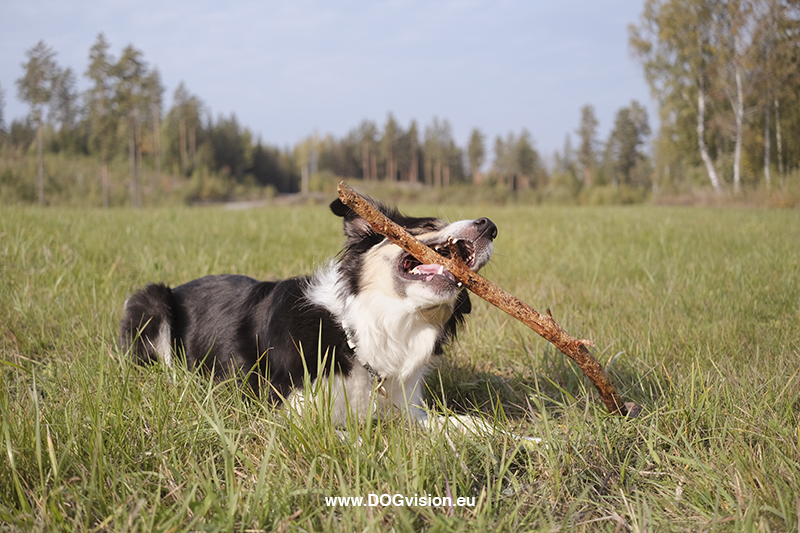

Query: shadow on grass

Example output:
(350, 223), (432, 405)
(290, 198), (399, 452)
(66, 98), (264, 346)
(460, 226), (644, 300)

(427, 346), (664, 422)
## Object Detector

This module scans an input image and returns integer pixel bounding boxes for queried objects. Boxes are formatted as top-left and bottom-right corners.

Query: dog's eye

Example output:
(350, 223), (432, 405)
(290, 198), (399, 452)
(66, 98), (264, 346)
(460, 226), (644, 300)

(407, 221), (441, 235)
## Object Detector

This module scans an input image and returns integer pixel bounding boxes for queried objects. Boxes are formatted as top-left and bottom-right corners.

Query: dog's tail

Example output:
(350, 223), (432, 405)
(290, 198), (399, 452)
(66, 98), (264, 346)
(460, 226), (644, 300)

(120, 283), (176, 366)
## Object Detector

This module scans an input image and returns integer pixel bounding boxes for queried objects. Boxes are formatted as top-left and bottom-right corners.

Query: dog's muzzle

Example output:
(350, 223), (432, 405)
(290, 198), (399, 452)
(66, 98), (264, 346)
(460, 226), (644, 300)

(398, 217), (497, 285)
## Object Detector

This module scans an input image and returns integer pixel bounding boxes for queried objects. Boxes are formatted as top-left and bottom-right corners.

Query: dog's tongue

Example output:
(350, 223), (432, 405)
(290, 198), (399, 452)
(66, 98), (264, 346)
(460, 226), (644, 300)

(416, 264), (444, 276)
(416, 263), (456, 282)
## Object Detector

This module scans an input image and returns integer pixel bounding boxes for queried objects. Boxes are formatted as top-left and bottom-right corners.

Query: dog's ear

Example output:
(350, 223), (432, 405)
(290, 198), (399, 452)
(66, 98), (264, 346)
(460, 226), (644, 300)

(329, 198), (351, 218)
(330, 199), (373, 238)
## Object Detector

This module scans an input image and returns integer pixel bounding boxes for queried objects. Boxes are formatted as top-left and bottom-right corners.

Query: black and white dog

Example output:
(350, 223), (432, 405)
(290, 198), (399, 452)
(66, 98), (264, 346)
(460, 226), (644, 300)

(121, 198), (498, 427)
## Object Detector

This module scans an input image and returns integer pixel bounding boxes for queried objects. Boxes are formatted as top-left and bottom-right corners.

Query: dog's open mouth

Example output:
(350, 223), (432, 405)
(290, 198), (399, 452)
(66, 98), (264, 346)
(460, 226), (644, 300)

(398, 238), (475, 285)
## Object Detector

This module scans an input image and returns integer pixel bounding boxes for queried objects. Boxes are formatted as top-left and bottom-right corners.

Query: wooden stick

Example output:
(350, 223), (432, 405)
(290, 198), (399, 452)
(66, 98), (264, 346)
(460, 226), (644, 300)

(337, 181), (640, 417)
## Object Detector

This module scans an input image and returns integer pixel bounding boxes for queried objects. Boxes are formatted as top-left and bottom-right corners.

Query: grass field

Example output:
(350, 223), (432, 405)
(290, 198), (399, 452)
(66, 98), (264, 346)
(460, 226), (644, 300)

(1, 202), (799, 532)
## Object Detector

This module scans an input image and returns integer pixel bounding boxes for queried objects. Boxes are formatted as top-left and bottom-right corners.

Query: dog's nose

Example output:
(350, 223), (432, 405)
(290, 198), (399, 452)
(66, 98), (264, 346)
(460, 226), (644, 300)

(474, 217), (498, 240)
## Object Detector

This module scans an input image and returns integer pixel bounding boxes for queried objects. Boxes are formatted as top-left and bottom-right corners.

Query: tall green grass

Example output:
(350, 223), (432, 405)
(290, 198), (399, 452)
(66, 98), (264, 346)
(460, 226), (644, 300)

(1, 204), (798, 531)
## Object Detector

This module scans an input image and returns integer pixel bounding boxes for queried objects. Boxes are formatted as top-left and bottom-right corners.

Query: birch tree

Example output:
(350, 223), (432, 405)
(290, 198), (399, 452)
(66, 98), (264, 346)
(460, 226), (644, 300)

(630, 0), (723, 193)
(714, 0), (755, 194)
(752, 0), (798, 188)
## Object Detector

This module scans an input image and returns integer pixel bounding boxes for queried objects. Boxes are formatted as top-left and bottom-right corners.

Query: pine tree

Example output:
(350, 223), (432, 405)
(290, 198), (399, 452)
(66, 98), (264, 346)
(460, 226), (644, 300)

(113, 45), (161, 207)
(467, 128), (486, 184)
(576, 104), (599, 187)
(515, 130), (537, 190)
(357, 120), (378, 180)
(424, 117), (453, 187)
(381, 113), (400, 181)
(16, 40), (60, 205)
(406, 120), (420, 183)
(171, 82), (202, 176)
(86, 33), (115, 207)
(0, 81), (6, 135)
(604, 101), (651, 188)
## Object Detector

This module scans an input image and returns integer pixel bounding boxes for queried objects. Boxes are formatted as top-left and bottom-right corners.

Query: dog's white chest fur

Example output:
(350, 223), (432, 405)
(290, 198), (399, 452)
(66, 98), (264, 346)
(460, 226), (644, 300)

(303, 262), (453, 421)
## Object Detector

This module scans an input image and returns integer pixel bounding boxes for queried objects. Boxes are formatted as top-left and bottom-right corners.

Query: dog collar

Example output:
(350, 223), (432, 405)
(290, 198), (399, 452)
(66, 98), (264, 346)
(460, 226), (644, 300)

(345, 327), (378, 376)
(344, 327), (387, 394)
(362, 361), (382, 382)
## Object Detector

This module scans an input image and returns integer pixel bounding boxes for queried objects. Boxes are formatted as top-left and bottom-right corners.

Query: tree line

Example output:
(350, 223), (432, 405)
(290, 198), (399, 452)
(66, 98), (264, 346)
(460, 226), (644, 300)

(2, 34), (298, 206)
(0, 33), (562, 206)
(0, 35), (653, 207)
(1, 0), (798, 207)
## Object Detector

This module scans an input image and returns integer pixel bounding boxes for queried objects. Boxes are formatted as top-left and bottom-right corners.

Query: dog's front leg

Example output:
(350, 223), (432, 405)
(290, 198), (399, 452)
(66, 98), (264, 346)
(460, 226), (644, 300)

(384, 376), (499, 436)
(384, 374), (544, 449)
(381, 372), (430, 424)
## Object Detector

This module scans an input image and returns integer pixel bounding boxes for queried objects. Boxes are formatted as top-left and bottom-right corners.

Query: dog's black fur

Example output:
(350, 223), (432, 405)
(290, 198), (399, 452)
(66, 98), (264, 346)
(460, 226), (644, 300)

(123, 274), (359, 402)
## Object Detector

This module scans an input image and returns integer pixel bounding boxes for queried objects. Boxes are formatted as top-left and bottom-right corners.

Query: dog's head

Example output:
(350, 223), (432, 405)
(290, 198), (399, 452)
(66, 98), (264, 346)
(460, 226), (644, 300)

(330, 198), (497, 308)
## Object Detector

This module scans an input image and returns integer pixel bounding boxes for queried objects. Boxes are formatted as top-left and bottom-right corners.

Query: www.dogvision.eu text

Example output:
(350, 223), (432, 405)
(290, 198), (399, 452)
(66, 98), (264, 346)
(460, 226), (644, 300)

(325, 493), (477, 508)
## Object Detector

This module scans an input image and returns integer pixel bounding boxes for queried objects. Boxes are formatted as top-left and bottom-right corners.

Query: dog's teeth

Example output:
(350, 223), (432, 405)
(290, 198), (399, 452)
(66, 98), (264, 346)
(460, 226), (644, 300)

(457, 282), (462, 287)
(438, 265), (444, 275)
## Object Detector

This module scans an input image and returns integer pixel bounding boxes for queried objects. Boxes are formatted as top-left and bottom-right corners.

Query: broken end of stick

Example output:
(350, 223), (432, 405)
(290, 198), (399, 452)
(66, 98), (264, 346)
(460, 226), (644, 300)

(622, 401), (642, 418)
(338, 180), (355, 197)
(576, 338), (596, 349)
(337, 181), (359, 205)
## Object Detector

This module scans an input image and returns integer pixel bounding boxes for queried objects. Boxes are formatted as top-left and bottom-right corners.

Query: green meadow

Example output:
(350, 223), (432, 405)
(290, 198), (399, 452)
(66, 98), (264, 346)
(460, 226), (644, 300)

(1, 203), (799, 532)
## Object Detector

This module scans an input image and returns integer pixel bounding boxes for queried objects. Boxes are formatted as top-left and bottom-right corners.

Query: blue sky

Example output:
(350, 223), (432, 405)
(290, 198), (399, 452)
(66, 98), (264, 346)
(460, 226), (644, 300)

(1, 0), (655, 162)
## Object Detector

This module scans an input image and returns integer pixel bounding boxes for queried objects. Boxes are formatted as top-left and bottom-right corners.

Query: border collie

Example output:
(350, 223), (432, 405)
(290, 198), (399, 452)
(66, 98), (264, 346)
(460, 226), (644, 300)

(120, 198), (497, 427)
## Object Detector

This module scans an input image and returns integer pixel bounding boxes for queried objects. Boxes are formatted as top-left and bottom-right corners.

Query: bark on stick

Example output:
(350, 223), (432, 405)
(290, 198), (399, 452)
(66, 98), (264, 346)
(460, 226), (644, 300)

(337, 181), (639, 416)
